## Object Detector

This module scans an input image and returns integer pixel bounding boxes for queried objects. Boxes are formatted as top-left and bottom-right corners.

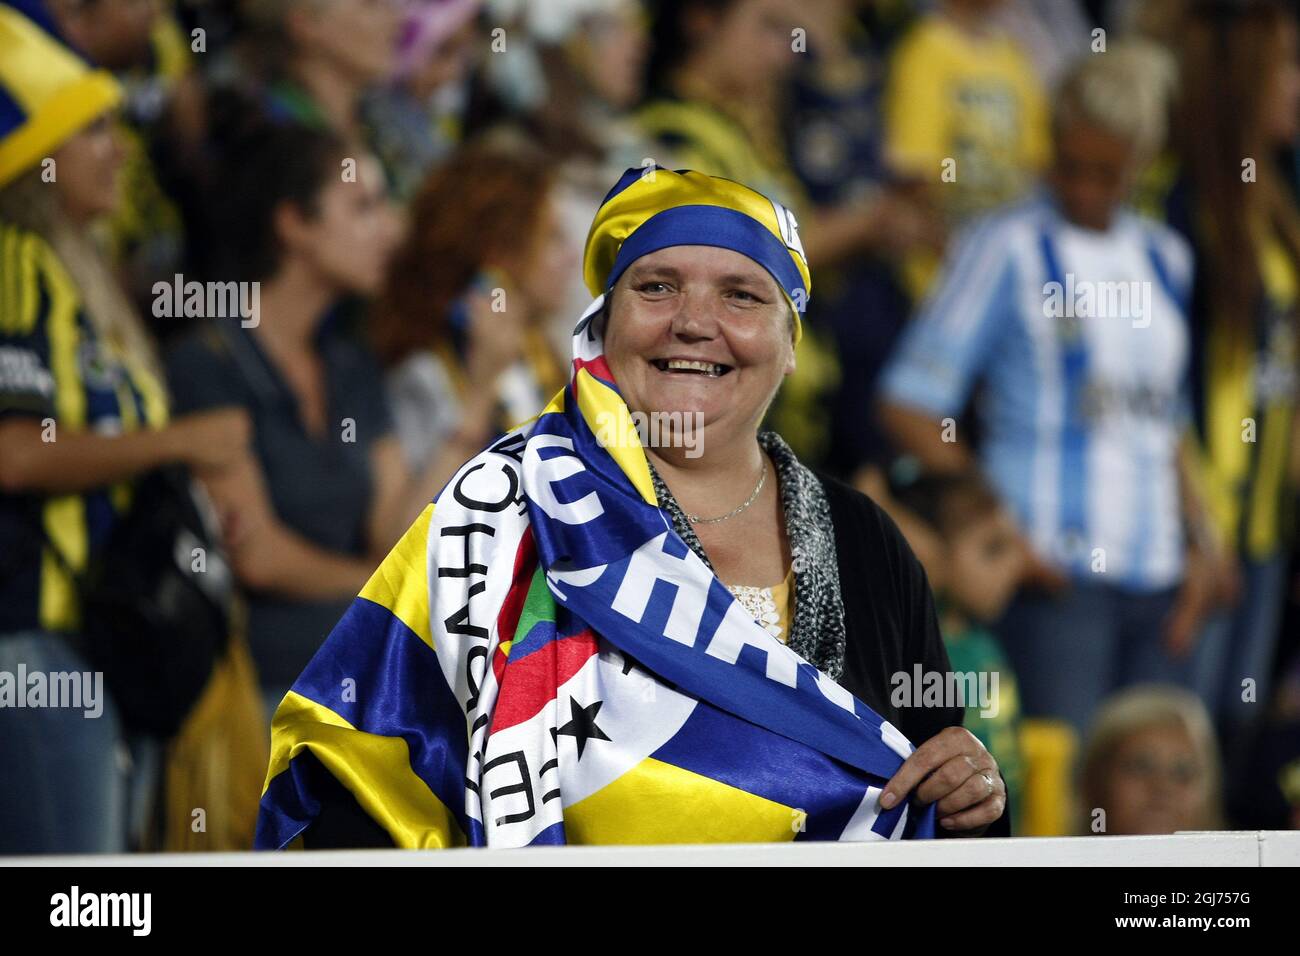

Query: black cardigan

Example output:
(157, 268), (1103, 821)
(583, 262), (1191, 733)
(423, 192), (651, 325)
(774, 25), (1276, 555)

(821, 474), (963, 749)
(299, 477), (1010, 847)
(821, 475), (1011, 839)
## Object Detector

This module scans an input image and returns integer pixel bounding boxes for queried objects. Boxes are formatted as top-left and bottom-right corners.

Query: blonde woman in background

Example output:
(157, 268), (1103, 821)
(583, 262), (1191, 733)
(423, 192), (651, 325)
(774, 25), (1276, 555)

(1079, 685), (1222, 835)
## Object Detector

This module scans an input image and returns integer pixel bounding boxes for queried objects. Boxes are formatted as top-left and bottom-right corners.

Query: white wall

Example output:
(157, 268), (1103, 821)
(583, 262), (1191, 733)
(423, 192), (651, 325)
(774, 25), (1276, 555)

(7, 831), (1299, 866)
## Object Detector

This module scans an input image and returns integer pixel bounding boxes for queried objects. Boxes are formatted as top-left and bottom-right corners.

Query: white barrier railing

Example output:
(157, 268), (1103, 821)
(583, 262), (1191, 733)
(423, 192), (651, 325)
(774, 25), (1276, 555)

(6, 831), (1298, 866)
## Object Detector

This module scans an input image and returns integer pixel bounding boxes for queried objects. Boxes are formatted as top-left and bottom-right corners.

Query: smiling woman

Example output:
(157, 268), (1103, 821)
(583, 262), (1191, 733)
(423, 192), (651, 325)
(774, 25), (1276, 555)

(254, 165), (1008, 850)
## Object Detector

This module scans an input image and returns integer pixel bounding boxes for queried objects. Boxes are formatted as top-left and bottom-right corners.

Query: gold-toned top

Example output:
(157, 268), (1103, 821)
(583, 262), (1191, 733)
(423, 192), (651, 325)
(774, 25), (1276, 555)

(726, 566), (795, 644)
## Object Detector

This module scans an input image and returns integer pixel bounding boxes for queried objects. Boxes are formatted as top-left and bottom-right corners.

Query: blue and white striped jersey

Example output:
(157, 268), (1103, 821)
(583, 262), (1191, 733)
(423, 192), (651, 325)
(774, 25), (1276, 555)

(880, 191), (1193, 592)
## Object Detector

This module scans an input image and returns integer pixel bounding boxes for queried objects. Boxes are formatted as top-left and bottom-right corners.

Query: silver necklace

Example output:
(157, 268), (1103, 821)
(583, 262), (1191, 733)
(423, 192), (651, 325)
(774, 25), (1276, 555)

(684, 459), (767, 525)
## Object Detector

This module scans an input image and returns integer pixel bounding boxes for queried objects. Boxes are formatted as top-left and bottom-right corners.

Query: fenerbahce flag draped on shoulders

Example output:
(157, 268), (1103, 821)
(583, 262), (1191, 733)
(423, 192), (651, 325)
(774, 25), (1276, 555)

(256, 170), (935, 849)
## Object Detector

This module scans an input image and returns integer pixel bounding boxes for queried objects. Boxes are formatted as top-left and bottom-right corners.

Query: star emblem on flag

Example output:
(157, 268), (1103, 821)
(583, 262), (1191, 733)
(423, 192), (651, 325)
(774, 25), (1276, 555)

(553, 697), (612, 759)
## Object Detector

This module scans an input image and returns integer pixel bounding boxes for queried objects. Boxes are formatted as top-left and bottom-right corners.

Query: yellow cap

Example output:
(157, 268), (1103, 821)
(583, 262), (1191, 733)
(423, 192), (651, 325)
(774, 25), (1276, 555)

(0, 6), (122, 189)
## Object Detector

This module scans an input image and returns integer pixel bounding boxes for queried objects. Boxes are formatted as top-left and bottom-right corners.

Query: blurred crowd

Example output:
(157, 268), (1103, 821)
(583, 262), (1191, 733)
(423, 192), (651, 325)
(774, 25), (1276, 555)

(1, 0), (1299, 853)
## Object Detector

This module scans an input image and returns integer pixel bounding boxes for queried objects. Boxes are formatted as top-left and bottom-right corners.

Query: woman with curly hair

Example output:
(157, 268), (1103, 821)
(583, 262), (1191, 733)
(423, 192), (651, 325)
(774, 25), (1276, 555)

(370, 139), (575, 486)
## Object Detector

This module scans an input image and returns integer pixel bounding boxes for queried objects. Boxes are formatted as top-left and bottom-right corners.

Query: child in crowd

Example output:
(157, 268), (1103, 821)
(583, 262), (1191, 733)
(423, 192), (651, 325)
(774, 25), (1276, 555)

(891, 467), (1028, 827)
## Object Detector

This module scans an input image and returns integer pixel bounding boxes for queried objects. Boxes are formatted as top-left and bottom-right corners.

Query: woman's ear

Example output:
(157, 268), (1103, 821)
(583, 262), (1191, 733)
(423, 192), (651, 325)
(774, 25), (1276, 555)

(272, 200), (311, 260)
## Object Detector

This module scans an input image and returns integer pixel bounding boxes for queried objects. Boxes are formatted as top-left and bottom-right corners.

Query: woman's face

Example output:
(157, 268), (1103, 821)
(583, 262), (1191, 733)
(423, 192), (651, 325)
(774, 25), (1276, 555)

(690, 0), (799, 93)
(53, 115), (126, 223)
(285, 154), (402, 295)
(49, 0), (156, 70)
(1100, 722), (1209, 835)
(603, 245), (795, 449)
(507, 196), (580, 319)
(291, 0), (401, 84)
(570, 6), (648, 109)
(1047, 119), (1136, 232)
(410, 17), (481, 96)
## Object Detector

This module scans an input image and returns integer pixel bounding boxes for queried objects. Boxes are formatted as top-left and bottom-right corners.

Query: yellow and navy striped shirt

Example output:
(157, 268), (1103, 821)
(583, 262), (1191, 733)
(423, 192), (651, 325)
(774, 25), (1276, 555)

(1197, 233), (1298, 560)
(0, 220), (168, 633)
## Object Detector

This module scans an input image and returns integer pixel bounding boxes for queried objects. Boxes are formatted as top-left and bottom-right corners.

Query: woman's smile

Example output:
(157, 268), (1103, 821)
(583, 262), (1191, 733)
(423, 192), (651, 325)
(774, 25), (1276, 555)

(649, 357), (736, 378)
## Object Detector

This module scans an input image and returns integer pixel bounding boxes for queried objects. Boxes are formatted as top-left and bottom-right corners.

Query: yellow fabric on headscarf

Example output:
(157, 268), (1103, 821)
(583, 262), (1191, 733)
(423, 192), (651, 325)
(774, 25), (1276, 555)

(582, 166), (811, 342)
(0, 6), (122, 188)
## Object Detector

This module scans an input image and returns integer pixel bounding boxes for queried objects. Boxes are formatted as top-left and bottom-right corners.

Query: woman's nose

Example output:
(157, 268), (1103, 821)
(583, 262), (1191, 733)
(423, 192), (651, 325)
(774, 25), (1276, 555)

(671, 295), (719, 340)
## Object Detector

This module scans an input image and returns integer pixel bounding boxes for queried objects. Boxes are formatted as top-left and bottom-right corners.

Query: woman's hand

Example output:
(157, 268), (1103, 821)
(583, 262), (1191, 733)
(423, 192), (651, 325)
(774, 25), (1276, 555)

(863, 188), (946, 259)
(880, 726), (1005, 835)
(197, 449), (373, 597)
(1163, 541), (1236, 656)
(464, 290), (525, 385)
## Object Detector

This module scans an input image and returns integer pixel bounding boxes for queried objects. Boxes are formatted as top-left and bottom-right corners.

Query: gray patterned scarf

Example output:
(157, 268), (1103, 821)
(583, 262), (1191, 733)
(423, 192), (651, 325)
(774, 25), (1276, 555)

(647, 430), (847, 680)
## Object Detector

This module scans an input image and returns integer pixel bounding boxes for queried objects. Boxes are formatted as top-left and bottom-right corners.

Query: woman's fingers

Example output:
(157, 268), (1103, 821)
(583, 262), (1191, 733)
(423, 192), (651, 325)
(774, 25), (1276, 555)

(881, 727), (1004, 834)
(939, 784), (1007, 832)
(879, 734), (950, 810)
(916, 752), (993, 808)
(881, 726), (979, 808)
(931, 759), (1000, 818)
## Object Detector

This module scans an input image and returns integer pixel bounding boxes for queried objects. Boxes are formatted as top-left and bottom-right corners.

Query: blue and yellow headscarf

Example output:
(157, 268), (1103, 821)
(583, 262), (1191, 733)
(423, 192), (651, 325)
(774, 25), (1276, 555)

(582, 165), (812, 342)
